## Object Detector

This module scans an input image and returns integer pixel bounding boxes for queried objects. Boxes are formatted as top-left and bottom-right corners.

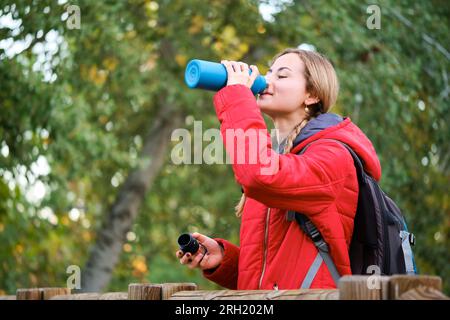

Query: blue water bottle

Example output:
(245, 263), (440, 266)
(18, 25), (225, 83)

(184, 59), (267, 95)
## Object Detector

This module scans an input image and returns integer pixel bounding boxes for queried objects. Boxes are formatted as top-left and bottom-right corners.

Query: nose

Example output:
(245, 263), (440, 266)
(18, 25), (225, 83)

(263, 75), (273, 92)
(264, 73), (273, 83)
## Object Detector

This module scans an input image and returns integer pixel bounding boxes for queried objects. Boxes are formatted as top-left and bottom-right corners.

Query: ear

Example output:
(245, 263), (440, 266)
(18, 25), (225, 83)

(304, 95), (320, 106)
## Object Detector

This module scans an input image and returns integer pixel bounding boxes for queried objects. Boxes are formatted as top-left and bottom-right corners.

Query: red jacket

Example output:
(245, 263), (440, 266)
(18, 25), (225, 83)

(203, 85), (381, 290)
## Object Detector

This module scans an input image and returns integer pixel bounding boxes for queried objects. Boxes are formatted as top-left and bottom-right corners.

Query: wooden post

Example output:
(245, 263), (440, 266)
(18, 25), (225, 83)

(16, 287), (71, 300)
(389, 275), (442, 299)
(161, 283), (197, 300)
(128, 283), (162, 300)
(339, 275), (390, 300)
(16, 288), (42, 300)
(41, 288), (71, 300)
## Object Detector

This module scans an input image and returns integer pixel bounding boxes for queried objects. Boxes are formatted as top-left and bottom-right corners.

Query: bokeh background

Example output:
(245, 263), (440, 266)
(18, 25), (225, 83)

(0, 0), (448, 294)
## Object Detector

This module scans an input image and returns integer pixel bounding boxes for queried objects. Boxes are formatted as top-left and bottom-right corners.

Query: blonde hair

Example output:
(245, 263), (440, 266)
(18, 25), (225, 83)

(235, 48), (339, 217)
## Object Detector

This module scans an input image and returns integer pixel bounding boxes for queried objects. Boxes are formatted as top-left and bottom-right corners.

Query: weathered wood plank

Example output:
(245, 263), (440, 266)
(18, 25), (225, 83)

(11, 275), (448, 301)
(398, 286), (449, 300)
(162, 283), (197, 300)
(389, 275), (442, 299)
(50, 292), (128, 300)
(128, 283), (162, 300)
(170, 289), (339, 300)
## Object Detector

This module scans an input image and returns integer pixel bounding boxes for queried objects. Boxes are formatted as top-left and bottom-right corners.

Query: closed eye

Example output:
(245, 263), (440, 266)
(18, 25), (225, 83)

(278, 75), (287, 79)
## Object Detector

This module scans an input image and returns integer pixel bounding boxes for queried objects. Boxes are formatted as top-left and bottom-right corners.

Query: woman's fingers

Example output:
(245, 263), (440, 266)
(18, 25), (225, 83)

(250, 65), (259, 74)
(188, 252), (204, 269)
(179, 252), (192, 265)
(178, 249), (204, 267)
(192, 233), (214, 251)
(221, 60), (251, 72)
(199, 252), (211, 269)
(239, 62), (249, 73)
(229, 61), (240, 73)
(249, 65), (259, 82)
(221, 60), (231, 72)
(221, 60), (255, 88)
(192, 232), (212, 248)
(232, 61), (249, 73)
(177, 233), (223, 270)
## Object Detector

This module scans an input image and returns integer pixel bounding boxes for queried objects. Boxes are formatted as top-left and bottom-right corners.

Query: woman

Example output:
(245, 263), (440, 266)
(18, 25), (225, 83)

(176, 48), (381, 290)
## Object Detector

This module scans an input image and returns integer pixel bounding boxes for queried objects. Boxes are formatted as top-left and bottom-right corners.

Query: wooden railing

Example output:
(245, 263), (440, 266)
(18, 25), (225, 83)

(0, 275), (448, 300)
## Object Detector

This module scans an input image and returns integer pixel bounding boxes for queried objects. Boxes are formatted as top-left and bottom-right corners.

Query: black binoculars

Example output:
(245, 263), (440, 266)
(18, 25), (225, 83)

(177, 233), (207, 255)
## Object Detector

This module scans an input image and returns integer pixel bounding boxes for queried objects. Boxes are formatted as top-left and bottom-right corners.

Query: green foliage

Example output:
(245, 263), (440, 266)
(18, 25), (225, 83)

(0, 0), (448, 294)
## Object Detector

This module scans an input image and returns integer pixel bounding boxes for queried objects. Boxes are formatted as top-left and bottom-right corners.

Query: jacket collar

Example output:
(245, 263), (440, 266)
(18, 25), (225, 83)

(276, 113), (344, 154)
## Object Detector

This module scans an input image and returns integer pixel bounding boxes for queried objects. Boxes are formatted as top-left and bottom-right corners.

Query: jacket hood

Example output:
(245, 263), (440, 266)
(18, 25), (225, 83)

(279, 113), (381, 181)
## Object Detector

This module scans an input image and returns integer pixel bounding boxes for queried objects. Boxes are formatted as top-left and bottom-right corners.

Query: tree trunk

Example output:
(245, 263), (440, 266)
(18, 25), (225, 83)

(81, 106), (184, 292)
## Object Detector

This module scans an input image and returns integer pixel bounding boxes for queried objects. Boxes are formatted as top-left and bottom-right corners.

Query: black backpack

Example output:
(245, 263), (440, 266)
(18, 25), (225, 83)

(288, 139), (417, 288)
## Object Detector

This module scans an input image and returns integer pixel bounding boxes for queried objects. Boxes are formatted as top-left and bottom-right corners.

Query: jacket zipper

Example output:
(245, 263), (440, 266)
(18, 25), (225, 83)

(258, 207), (271, 289)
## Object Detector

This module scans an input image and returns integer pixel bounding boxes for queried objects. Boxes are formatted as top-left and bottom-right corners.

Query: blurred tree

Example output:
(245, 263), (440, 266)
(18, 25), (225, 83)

(0, 0), (448, 294)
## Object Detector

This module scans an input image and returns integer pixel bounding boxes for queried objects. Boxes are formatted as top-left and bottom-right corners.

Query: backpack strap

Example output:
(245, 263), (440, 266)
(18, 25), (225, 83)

(288, 138), (363, 288)
(292, 212), (342, 288)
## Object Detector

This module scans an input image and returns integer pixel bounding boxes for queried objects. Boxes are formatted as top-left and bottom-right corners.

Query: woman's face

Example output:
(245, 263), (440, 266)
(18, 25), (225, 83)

(257, 53), (310, 118)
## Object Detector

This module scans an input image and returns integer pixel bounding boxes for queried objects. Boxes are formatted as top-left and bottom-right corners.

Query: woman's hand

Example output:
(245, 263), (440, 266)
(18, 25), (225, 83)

(221, 60), (260, 89)
(176, 232), (224, 271)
